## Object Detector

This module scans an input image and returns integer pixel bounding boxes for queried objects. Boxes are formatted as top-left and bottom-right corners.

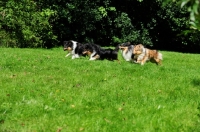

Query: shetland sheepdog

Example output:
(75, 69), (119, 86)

(81, 43), (119, 61)
(81, 43), (102, 60)
(133, 44), (163, 65)
(63, 40), (85, 59)
(119, 42), (135, 61)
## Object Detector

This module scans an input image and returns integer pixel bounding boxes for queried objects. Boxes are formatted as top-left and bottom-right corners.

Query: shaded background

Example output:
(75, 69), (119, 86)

(0, 0), (200, 53)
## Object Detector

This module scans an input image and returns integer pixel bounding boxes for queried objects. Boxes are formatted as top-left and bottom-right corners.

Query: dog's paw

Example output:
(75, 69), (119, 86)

(141, 62), (145, 65)
(89, 58), (96, 60)
(72, 56), (76, 59)
(75, 55), (80, 58)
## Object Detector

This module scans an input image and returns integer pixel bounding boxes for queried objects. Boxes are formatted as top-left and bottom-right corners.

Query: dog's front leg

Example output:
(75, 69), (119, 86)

(133, 60), (139, 63)
(135, 59), (141, 64)
(89, 52), (98, 60)
(141, 57), (148, 65)
(65, 53), (71, 57)
(89, 57), (96, 60)
(89, 55), (99, 60)
(75, 54), (80, 58)
(132, 55), (138, 63)
(71, 54), (76, 59)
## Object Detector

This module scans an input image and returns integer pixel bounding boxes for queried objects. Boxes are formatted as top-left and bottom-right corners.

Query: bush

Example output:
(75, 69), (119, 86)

(0, 0), (57, 48)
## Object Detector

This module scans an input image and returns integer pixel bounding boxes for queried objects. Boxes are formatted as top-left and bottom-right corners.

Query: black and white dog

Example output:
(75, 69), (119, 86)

(63, 40), (85, 59)
(81, 43), (103, 60)
(81, 43), (119, 61)
(119, 42), (135, 61)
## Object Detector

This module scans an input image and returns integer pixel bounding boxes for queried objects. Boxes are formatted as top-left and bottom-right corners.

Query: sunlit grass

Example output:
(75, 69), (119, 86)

(0, 48), (200, 131)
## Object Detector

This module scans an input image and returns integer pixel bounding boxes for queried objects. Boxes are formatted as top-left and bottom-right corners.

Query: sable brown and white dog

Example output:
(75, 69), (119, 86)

(119, 42), (135, 62)
(81, 43), (119, 61)
(63, 40), (85, 59)
(133, 44), (163, 65)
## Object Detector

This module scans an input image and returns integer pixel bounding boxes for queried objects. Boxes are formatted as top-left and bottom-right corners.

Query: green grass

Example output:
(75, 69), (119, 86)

(0, 47), (200, 132)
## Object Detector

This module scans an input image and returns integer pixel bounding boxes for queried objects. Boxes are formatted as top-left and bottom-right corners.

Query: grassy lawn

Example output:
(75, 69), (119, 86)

(0, 47), (200, 132)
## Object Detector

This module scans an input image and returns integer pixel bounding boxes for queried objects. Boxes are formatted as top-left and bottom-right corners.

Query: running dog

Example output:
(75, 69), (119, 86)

(119, 42), (135, 62)
(81, 43), (119, 61)
(133, 44), (163, 65)
(81, 43), (102, 60)
(63, 40), (85, 59)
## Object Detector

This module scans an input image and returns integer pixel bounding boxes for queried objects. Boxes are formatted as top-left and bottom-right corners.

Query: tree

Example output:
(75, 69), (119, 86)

(163, 0), (200, 30)
(0, 0), (200, 52)
(0, 0), (57, 48)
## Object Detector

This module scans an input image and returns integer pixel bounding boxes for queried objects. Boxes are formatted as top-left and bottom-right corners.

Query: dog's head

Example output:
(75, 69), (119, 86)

(63, 40), (74, 51)
(133, 44), (144, 55)
(119, 42), (131, 51)
(120, 42), (131, 47)
(81, 44), (93, 55)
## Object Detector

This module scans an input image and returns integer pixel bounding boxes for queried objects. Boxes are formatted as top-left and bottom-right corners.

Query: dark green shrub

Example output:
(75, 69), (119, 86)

(0, 0), (57, 48)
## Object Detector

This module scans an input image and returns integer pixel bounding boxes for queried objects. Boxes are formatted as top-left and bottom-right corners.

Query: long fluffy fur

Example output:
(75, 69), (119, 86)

(133, 44), (163, 65)
(119, 42), (135, 61)
(81, 43), (102, 60)
(101, 46), (119, 61)
(63, 40), (85, 59)
(81, 43), (119, 61)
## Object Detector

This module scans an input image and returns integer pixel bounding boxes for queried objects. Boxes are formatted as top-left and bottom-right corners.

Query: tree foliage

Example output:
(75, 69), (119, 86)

(0, 0), (57, 48)
(0, 0), (200, 52)
(164, 0), (200, 30)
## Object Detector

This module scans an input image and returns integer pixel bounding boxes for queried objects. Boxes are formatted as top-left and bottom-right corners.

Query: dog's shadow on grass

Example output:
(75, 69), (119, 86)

(192, 79), (200, 87)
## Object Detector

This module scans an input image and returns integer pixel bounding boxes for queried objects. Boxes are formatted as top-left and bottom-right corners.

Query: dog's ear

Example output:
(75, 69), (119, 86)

(137, 44), (143, 48)
(138, 44), (145, 52)
(63, 41), (68, 45)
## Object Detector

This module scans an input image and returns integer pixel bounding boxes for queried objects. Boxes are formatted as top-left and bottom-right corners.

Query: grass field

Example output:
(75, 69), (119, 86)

(0, 47), (200, 132)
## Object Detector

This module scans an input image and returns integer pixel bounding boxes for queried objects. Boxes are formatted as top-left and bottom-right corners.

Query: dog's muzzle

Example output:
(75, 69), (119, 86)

(64, 47), (72, 51)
